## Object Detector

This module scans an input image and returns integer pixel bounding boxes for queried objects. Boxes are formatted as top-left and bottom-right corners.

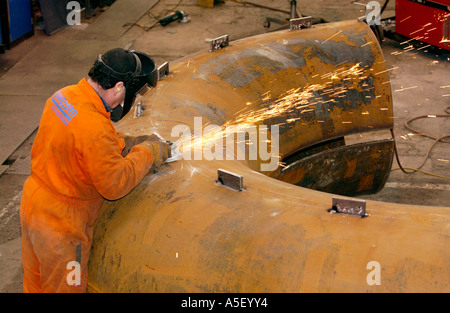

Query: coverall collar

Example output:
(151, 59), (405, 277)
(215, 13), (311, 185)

(94, 90), (114, 113)
(77, 78), (111, 119)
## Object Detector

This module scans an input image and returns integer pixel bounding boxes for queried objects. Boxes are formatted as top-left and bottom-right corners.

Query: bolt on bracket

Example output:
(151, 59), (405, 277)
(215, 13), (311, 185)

(208, 35), (229, 52)
(329, 196), (368, 217)
(215, 169), (245, 192)
(158, 62), (169, 80)
(289, 16), (313, 31)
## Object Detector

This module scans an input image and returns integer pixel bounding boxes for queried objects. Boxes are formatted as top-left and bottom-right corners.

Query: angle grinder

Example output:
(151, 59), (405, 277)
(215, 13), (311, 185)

(158, 10), (190, 26)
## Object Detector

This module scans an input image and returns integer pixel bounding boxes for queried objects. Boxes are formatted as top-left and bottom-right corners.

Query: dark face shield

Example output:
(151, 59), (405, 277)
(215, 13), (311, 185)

(94, 50), (158, 122)
(110, 84), (152, 122)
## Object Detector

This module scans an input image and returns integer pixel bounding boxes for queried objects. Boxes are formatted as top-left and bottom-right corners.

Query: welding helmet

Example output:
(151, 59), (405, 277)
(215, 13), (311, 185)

(93, 48), (158, 122)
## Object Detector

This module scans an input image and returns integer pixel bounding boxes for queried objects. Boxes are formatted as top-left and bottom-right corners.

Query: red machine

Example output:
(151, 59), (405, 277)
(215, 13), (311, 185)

(395, 0), (450, 50)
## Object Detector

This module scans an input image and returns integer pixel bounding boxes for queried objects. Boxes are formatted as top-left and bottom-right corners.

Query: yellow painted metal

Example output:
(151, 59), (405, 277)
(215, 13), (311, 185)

(197, 0), (215, 8)
(87, 20), (449, 292)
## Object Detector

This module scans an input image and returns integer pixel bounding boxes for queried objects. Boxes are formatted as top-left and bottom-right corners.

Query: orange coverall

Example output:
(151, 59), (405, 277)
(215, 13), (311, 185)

(20, 78), (154, 292)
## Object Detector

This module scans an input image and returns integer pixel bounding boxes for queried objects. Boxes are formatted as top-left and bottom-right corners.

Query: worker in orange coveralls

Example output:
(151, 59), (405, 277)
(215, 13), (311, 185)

(19, 48), (170, 293)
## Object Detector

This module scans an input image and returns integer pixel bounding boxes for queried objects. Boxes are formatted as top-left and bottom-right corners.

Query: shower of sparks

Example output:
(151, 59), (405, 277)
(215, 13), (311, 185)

(176, 62), (381, 164)
(391, 22), (440, 56)
(229, 63), (366, 126)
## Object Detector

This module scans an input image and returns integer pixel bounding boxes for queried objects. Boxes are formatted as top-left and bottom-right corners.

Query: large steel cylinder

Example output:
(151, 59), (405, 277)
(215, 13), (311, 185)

(87, 20), (449, 292)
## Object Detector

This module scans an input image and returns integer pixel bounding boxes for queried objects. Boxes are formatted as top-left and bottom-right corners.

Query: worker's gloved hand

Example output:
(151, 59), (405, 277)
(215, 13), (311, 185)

(140, 140), (172, 168)
(121, 134), (164, 157)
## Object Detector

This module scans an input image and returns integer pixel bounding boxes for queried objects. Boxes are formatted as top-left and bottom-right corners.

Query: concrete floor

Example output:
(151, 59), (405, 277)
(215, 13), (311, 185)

(0, 0), (449, 293)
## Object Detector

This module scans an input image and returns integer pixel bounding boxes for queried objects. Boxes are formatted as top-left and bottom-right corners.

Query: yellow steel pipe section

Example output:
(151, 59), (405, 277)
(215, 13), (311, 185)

(87, 20), (449, 292)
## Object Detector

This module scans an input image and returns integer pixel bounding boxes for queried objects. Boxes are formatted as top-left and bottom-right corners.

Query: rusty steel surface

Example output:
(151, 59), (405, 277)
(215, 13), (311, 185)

(271, 139), (395, 196)
(116, 19), (394, 165)
(87, 20), (449, 292)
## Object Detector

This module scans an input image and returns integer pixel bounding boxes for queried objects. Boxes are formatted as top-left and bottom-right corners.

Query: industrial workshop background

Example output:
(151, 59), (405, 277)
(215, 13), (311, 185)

(0, 0), (449, 295)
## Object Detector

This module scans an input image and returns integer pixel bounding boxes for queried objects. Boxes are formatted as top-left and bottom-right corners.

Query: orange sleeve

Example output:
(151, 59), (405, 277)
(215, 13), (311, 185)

(116, 131), (127, 138)
(82, 128), (154, 200)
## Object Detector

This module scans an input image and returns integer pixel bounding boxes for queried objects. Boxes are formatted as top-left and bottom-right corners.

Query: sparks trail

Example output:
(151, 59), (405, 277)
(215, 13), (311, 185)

(394, 86), (418, 92)
(230, 62), (368, 127)
(177, 62), (375, 160)
(321, 30), (343, 44)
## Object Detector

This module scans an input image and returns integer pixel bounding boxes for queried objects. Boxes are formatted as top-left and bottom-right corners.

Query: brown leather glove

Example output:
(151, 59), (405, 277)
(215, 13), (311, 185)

(140, 140), (171, 168)
(121, 134), (163, 157)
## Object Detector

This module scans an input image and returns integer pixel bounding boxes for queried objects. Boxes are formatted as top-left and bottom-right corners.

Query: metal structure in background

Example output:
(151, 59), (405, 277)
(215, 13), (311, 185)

(84, 0), (111, 19)
(87, 20), (449, 292)
(394, 0), (450, 51)
(0, 0), (34, 51)
(264, 0), (327, 31)
(381, 0), (450, 51)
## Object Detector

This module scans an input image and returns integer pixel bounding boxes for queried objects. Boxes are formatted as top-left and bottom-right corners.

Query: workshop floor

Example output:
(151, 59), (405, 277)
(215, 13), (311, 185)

(0, 0), (449, 293)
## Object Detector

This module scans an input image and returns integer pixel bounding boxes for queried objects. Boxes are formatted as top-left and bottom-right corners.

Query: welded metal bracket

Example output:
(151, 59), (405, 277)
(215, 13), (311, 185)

(208, 35), (229, 52)
(329, 196), (368, 218)
(158, 62), (169, 80)
(289, 16), (313, 31)
(215, 169), (245, 191)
